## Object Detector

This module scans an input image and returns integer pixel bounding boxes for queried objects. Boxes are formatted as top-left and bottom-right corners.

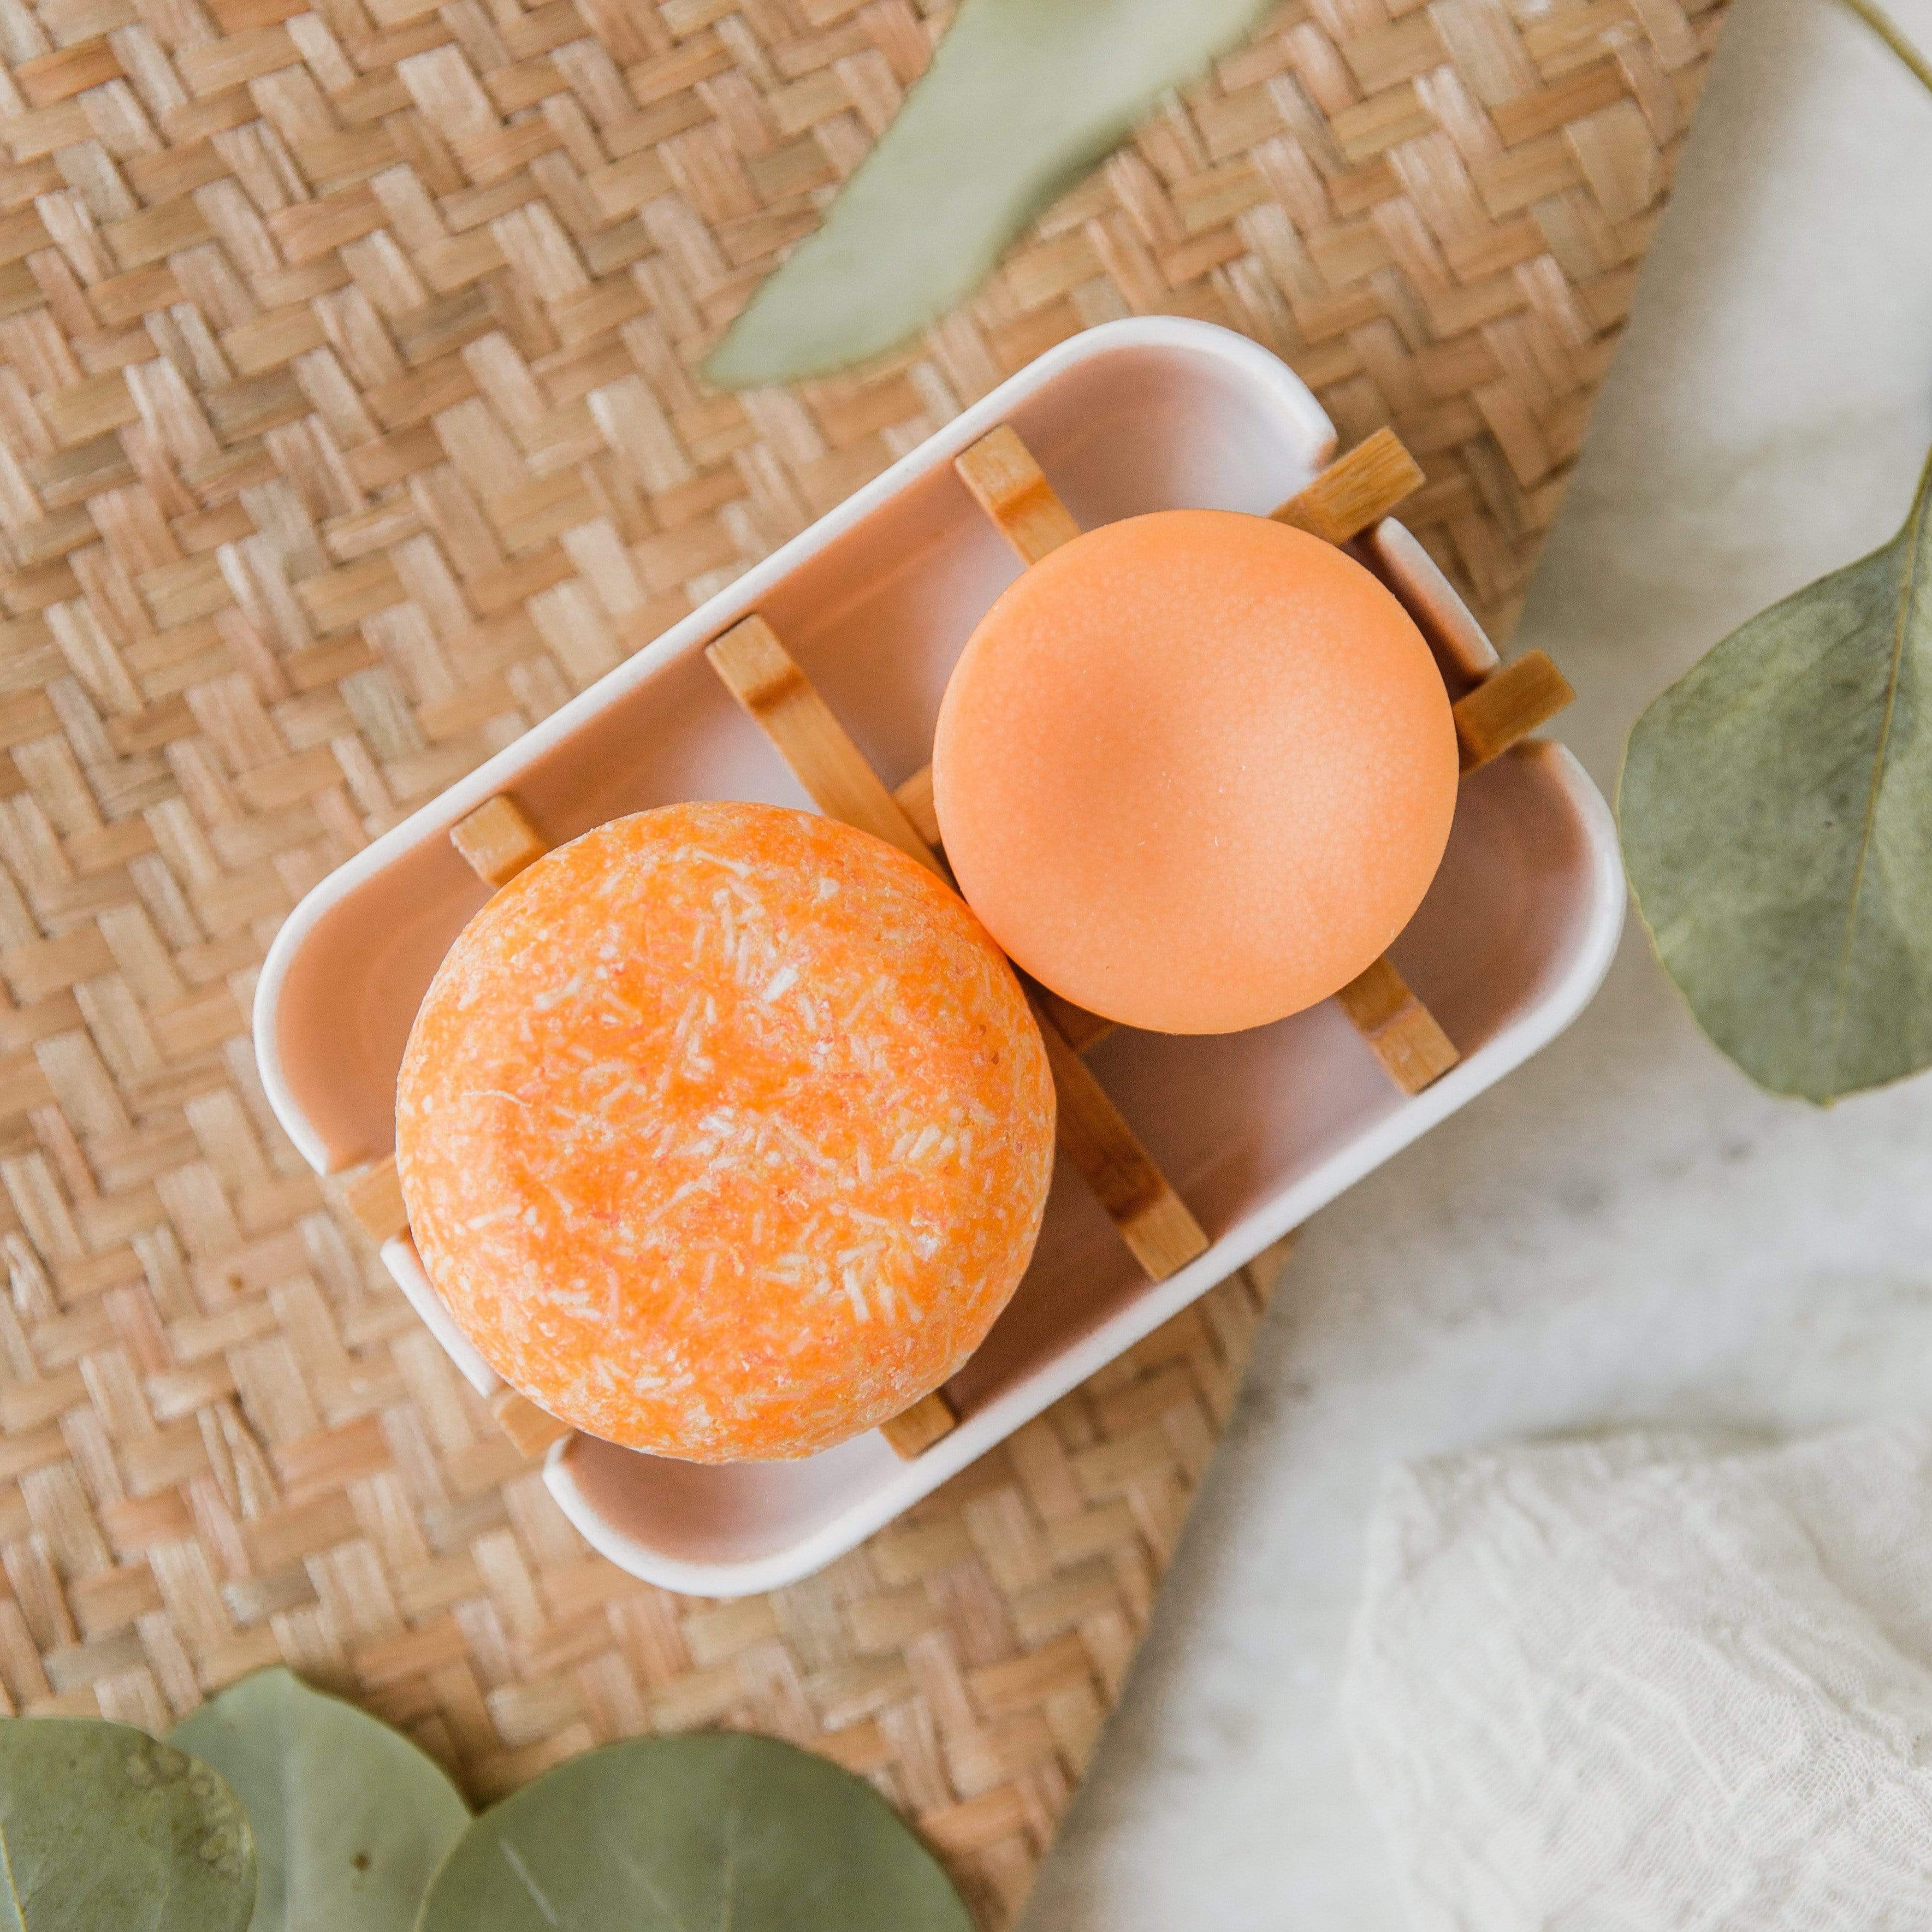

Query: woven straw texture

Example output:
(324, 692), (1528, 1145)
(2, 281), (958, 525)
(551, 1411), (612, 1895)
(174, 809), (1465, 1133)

(0, 0), (1721, 1918)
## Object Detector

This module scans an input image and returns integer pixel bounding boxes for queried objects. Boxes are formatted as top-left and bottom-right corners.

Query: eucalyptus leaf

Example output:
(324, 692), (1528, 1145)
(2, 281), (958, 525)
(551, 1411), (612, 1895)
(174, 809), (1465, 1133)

(416, 1731), (971, 1932)
(0, 1717), (254, 1931)
(703, 0), (1270, 388)
(171, 1668), (467, 1932)
(1620, 453), (1932, 1101)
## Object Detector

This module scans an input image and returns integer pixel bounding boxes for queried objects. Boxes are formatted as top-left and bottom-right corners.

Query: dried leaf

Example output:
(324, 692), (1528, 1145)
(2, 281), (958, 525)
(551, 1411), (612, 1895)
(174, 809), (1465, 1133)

(1620, 454), (1932, 1101)
(416, 1732), (972, 1931)
(171, 1668), (467, 1932)
(0, 1717), (255, 1931)
(703, 0), (1270, 388)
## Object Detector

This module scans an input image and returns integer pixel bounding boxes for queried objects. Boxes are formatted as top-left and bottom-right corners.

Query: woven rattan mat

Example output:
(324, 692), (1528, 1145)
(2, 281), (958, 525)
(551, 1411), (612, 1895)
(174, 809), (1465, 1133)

(0, 0), (1722, 1919)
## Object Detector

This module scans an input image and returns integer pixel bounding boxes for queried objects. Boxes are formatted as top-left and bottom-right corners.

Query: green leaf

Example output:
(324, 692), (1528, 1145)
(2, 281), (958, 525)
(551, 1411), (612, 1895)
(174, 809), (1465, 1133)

(171, 1669), (467, 1932)
(1620, 452), (1932, 1102)
(0, 1717), (254, 1931)
(703, 0), (1270, 388)
(415, 1731), (973, 1932)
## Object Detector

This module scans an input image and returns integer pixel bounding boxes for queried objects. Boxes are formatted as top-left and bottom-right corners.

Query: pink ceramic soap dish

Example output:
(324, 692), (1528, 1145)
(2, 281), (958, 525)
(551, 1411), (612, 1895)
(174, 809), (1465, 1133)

(255, 318), (1623, 1598)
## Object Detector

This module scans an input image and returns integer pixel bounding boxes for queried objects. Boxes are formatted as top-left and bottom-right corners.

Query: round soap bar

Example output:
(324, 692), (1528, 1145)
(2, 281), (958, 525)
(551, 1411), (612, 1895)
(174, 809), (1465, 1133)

(932, 509), (1459, 1034)
(396, 801), (1055, 1462)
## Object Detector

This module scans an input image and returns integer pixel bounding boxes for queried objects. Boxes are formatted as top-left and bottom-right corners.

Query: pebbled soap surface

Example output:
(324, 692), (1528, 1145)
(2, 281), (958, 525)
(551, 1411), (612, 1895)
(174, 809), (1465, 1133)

(397, 800), (1056, 1462)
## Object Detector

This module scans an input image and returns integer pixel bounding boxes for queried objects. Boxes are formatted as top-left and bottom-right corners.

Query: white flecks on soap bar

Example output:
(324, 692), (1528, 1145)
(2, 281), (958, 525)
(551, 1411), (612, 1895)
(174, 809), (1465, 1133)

(396, 801), (1056, 1462)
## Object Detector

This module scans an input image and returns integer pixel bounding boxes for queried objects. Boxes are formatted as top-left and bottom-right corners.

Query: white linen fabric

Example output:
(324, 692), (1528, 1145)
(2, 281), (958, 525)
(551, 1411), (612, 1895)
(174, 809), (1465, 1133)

(1340, 1421), (1932, 1930)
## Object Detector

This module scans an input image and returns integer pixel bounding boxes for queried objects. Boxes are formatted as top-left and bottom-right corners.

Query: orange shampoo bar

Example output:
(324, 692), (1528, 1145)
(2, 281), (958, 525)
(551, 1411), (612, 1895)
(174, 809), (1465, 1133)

(932, 509), (1459, 1034)
(397, 801), (1056, 1462)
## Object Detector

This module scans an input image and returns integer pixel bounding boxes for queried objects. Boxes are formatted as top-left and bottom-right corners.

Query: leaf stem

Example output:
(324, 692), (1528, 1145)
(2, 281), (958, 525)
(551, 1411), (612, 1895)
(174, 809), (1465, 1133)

(1831, 0), (1932, 99)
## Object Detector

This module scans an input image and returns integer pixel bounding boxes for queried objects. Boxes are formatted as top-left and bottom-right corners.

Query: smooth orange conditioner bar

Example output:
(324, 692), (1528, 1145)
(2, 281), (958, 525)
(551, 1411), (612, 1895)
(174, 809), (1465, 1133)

(933, 511), (1459, 1035)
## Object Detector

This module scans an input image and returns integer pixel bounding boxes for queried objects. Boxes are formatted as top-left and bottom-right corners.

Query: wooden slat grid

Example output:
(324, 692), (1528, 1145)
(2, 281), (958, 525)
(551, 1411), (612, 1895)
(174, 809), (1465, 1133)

(0, 0), (1721, 1918)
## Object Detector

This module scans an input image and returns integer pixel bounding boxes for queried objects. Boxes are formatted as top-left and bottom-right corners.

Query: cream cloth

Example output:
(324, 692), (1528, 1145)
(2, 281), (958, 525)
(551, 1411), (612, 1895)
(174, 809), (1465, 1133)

(1340, 1421), (1932, 1930)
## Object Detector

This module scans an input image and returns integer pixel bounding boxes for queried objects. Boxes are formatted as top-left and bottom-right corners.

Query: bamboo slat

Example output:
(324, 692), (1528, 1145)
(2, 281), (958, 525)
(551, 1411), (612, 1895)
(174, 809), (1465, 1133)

(708, 614), (1210, 1295)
